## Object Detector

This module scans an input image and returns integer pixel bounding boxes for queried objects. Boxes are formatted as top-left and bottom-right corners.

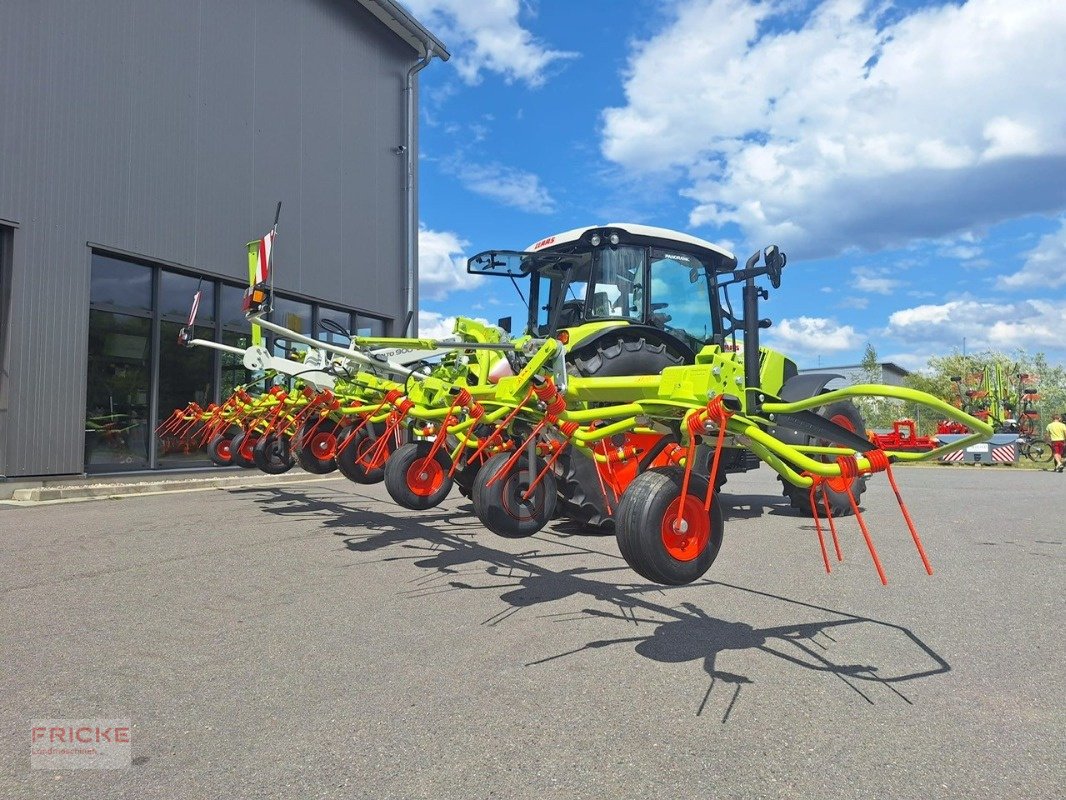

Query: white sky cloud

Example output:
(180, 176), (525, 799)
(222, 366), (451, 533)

(764, 316), (863, 355)
(417, 309), (490, 339)
(418, 225), (481, 301)
(886, 297), (1066, 352)
(447, 159), (556, 213)
(600, 0), (1066, 257)
(404, 0), (577, 86)
(852, 267), (902, 294)
(997, 217), (1066, 290)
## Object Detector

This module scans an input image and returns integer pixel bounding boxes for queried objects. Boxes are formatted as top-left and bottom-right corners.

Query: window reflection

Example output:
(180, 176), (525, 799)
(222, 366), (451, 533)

(90, 254), (152, 311)
(160, 271), (215, 323)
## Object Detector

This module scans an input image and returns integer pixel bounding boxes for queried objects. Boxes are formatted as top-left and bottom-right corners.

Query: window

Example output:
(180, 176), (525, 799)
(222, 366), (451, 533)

(0, 225), (13, 403)
(590, 246), (644, 321)
(84, 250), (387, 471)
(648, 249), (714, 347)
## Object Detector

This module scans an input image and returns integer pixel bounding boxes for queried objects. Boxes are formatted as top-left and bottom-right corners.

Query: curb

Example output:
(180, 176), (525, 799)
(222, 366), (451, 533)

(7, 471), (338, 503)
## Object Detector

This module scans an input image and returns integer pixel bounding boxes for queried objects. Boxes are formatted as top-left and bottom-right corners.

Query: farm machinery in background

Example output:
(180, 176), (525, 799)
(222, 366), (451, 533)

(159, 218), (992, 586)
(933, 365), (1052, 464)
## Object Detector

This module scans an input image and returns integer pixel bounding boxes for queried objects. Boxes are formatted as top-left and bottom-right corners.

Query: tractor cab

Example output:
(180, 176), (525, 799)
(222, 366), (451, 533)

(468, 224), (738, 362)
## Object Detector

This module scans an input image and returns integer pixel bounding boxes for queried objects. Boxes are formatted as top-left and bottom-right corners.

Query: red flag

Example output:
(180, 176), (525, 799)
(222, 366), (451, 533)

(255, 230), (275, 284)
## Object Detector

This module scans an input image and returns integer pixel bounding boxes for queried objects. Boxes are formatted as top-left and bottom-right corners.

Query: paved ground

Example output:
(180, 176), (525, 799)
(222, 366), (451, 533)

(1, 465), (1062, 799)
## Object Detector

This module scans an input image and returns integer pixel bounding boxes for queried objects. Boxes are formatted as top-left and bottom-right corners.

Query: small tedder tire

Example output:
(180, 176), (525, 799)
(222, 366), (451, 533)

(294, 418), (339, 474)
(336, 427), (391, 484)
(252, 433), (295, 474)
(207, 434), (235, 467)
(779, 400), (867, 516)
(615, 468), (723, 586)
(229, 431), (259, 468)
(472, 452), (557, 538)
(384, 442), (454, 510)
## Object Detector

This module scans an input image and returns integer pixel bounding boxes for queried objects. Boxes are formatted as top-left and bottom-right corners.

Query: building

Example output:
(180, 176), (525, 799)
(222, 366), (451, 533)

(799, 362), (911, 388)
(0, 0), (447, 478)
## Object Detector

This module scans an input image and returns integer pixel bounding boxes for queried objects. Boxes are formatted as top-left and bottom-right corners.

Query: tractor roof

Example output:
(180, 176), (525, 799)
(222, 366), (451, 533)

(525, 223), (737, 266)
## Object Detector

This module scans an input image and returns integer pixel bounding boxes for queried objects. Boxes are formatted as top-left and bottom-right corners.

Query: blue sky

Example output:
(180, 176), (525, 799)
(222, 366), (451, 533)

(407, 0), (1066, 370)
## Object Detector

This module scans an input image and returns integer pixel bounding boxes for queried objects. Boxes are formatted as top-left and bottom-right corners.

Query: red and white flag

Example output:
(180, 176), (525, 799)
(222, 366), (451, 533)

(255, 229), (276, 284)
(186, 290), (202, 326)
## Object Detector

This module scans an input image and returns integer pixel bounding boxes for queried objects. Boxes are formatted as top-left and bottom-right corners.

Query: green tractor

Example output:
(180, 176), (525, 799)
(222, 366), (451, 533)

(467, 223), (866, 527)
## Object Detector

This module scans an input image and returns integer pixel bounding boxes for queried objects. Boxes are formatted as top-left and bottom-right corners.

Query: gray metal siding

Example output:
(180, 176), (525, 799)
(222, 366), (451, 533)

(0, 0), (415, 477)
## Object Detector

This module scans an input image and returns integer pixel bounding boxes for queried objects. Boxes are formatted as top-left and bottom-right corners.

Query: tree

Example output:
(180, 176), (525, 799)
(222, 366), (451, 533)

(854, 342), (903, 430)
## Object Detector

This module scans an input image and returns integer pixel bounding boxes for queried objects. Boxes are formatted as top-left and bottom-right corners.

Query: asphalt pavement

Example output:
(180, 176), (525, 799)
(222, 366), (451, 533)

(1, 465), (1062, 799)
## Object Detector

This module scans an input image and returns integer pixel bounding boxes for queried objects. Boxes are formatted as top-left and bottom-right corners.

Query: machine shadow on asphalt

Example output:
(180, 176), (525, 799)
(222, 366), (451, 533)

(238, 484), (951, 722)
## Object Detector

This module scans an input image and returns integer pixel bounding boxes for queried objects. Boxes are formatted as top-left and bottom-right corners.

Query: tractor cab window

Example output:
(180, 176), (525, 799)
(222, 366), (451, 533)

(649, 249), (714, 347)
(589, 245), (644, 321)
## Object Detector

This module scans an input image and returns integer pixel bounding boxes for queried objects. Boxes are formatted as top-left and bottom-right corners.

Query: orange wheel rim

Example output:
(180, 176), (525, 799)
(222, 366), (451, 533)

(240, 436), (257, 460)
(660, 495), (710, 561)
(215, 439), (231, 460)
(407, 457), (444, 497)
(310, 432), (337, 460)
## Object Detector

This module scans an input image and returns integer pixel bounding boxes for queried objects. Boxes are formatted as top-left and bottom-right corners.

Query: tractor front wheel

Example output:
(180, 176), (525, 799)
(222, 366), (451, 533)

(472, 451), (557, 538)
(779, 400), (868, 516)
(615, 467), (724, 585)
(384, 441), (455, 510)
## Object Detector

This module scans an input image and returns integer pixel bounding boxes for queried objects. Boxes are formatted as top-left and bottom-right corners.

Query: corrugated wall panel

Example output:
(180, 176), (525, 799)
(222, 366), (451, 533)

(0, 0), (417, 477)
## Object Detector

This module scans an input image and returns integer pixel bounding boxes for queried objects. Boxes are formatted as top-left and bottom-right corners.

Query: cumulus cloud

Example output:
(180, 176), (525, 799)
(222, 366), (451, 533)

(764, 316), (862, 356)
(600, 0), (1066, 257)
(417, 309), (491, 339)
(886, 297), (1066, 351)
(852, 267), (902, 295)
(446, 159), (556, 213)
(404, 0), (577, 86)
(418, 225), (481, 300)
(997, 217), (1066, 290)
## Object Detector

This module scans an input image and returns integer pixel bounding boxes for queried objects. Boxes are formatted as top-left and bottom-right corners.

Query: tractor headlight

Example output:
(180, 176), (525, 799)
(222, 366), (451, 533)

(590, 234), (601, 246)
(608, 233), (620, 245)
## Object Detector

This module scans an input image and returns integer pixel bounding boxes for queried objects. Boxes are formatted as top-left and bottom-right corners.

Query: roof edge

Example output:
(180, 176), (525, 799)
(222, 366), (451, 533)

(356, 0), (450, 60)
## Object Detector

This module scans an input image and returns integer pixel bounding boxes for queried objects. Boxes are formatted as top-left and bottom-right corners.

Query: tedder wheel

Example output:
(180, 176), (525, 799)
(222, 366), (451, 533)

(294, 418), (339, 474)
(207, 433), (235, 467)
(779, 399), (868, 516)
(615, 467), (724, 586)
(252, 433), (295, 474)
(336, 425), (395, 484)
(472, 451), (557, 538)
(384, 441), (454, 510)
(229, 431), (259, 468)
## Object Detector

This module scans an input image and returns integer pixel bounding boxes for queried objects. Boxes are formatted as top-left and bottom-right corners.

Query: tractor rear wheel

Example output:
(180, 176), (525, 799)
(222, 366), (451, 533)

(615, 467), (724, 585)
(294, 418), (339, 474)
(778, 400), (868, 516)
(252, 433), (295, 474)
(473, 451), (557, 538)
(384, 441), (454, 510)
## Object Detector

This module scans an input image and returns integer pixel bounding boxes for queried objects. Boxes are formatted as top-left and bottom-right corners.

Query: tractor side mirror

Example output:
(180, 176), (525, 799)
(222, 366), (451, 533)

(497, 316), (512, 334)
(764, 245), (786, 288)
(689, 267), (700, 283)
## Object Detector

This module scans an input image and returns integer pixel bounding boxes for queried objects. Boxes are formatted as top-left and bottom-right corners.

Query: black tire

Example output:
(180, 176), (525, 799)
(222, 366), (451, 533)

(252, 433), (295, 474)
(294, 417), (339, 474)
(1024, 438), (1053, 464)
(560, 335), (689, 529)
(336, 425), (394, 484)
(615, 467), (724, 586)
(472, 451), (557, 538)
(778, 400), (868, 516)
(229, 431), (258, 468)
(384, 441), (455, 510)
(207, 433), (234, 467)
